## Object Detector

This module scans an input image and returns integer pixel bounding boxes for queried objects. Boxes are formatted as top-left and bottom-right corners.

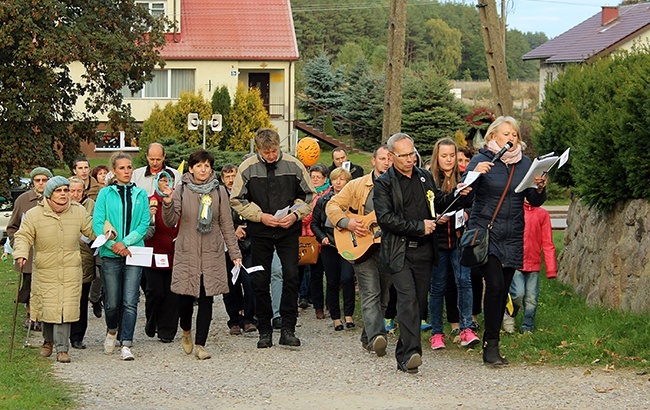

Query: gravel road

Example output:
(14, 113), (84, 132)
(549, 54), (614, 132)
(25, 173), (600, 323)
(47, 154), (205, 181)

(44, 297), (649, 409)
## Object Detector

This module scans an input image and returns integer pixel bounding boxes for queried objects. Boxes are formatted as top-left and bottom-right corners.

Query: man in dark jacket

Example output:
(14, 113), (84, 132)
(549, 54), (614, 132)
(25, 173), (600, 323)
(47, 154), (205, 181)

(374, 133), (469, 374)
(230, 129), (316, 349)
(328, 147), (364, 180)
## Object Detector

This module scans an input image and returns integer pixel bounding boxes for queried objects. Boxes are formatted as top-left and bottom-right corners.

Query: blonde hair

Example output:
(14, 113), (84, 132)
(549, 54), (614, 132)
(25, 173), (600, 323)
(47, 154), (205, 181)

(483, 116), (526, 149)
(329, 167), (352, 182)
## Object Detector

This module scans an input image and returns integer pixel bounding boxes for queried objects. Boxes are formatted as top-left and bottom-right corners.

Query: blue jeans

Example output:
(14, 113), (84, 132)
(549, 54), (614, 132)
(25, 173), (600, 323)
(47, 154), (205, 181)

(101, 257), (142, 346)
(509, 270), (540, 332)
(429, 247), (474, 335)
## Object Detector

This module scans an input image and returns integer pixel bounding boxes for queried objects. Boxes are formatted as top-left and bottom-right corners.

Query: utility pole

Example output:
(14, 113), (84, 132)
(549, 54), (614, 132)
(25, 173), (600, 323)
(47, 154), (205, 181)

(478, 0), (513, 117)
(382, 0), (407, 143)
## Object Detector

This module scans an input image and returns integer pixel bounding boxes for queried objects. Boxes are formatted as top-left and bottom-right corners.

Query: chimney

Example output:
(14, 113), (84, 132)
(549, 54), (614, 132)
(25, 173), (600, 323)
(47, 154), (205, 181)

(602, 5), (619, 26)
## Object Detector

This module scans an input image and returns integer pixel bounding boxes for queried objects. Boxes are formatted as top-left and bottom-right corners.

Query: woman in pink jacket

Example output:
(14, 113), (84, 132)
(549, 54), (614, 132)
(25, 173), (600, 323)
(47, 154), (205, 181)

(504, 200), (557, 333)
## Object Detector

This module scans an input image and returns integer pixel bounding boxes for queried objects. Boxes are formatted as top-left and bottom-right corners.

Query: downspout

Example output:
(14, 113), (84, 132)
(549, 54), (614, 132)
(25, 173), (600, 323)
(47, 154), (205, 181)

(173, 0), (178, 43)
(288, 61), (293, 150)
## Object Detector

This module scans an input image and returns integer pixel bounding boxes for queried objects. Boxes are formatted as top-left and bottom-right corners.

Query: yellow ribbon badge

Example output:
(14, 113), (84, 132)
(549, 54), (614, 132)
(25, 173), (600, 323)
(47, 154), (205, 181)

(426, 189), (435, 218)
(200, 194), (212, 219)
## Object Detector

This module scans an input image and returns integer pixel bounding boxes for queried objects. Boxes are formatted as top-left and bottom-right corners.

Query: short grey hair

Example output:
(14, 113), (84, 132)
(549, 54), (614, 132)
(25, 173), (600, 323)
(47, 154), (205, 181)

(386, 133), (413, 152)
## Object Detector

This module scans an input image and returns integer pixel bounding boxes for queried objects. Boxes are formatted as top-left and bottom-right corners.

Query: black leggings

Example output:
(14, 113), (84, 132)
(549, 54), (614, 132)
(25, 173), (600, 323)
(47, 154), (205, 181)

(178, 276), (213, 346)
(479, 255), (515, 341)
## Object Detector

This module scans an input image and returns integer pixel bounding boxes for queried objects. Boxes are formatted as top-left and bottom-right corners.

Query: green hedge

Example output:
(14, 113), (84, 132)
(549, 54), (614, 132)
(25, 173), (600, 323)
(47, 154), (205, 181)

(535, 48), (650, 211)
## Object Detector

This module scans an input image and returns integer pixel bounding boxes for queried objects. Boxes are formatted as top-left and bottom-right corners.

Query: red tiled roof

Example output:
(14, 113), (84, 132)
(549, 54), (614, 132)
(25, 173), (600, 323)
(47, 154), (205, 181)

(523, 3), (650, 63)
(161, 0), (299, 61)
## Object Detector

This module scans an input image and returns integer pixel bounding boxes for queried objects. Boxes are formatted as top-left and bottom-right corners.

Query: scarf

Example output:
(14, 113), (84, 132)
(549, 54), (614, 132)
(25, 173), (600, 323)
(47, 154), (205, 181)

(315, 179), (331, 194)
(47, 198), (70, 215)
(487, 140), (522, 165)
(116, 183), (134, 237)
(186, 178), (220, 234)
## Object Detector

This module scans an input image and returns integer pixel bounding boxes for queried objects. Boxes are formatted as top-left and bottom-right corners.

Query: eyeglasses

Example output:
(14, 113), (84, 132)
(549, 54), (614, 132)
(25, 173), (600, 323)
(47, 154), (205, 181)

(33, 178), (49, 183)
(390, 151), (417, 159)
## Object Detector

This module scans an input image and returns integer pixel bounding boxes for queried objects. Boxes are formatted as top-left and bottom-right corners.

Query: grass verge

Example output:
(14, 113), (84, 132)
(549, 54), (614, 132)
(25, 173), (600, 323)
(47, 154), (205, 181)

(0, 259), (77, 409)
(419, 231), (650, 370)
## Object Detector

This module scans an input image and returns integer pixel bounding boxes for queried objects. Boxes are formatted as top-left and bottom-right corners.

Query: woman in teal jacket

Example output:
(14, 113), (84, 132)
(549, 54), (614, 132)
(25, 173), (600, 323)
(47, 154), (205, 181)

(93, 152), (150, 361)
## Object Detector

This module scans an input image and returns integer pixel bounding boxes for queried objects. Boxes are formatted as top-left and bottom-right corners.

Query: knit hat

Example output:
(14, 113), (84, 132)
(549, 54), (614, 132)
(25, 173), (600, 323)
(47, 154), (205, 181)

(44, 176), (70, 198)
(30, 167), (53, 180)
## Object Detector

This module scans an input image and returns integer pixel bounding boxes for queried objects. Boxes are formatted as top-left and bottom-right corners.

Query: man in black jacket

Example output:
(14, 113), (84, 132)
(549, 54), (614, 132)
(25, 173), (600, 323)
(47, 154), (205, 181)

(230, 129), (316, 349)
(328, 147), (364, 180)
(374, 133), (470, 373)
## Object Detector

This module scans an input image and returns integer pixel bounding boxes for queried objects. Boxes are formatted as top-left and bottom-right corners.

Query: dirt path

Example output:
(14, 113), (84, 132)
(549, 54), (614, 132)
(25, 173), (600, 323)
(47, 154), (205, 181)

(45, 298), (650, 409)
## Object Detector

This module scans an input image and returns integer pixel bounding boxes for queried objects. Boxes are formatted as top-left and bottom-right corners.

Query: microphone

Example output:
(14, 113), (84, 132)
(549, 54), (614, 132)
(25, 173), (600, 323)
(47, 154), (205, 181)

(490, 141), (513, 164)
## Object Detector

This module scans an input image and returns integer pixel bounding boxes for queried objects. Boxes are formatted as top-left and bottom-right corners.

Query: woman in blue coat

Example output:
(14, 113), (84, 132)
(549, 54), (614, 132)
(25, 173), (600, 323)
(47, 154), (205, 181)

(464, 116), (547, 365)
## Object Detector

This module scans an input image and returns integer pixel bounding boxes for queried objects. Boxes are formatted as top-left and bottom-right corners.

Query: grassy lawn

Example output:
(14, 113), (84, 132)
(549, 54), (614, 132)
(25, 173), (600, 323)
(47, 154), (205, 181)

(419, 231), (650, 369)
(0, 260), (77, 409)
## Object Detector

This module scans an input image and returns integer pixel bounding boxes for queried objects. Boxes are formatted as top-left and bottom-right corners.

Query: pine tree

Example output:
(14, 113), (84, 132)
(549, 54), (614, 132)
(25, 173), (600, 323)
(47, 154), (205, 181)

(300, 53), (346, 129)
(211, 85), (232, 148)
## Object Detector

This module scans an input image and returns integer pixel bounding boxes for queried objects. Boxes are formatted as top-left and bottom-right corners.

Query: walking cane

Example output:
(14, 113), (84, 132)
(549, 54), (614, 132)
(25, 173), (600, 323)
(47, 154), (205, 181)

(8, 265), (24, 361)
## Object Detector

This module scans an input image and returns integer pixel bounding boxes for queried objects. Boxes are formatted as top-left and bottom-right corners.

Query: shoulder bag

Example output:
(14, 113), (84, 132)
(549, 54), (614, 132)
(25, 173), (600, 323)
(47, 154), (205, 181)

(460, 165), (515, 267)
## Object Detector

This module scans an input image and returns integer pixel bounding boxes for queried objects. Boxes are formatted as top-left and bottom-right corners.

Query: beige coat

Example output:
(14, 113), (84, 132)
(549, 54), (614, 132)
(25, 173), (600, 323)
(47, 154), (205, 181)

(162, 172), (241, 297)
(13, 200), (95, 323)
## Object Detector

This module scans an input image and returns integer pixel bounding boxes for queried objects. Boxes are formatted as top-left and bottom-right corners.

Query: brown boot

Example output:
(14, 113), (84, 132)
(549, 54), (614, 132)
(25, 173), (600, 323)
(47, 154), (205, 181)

(315, 309), (325, 319)
(39, 342), (53, 357)
(56, 352), (71, 363)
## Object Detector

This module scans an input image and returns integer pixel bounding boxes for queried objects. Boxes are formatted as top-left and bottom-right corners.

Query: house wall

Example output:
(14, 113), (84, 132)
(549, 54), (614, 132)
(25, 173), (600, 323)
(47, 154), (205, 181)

(69, 59), (296, 152)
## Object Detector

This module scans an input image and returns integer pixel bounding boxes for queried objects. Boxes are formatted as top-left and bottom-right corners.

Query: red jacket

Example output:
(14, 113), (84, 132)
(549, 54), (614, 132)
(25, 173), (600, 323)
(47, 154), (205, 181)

(522, 202), (557, 278)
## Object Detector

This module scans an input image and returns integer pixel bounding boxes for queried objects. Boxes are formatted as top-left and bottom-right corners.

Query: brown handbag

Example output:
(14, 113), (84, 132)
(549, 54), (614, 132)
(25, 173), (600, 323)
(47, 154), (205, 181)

(298, 236), (319, 266)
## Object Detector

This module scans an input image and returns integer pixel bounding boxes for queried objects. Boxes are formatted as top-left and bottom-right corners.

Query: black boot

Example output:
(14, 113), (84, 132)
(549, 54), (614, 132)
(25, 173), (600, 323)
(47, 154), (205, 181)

(279, 329), (301, 347)
(482, 339), (507, 365)
(257, 333), (273, 349)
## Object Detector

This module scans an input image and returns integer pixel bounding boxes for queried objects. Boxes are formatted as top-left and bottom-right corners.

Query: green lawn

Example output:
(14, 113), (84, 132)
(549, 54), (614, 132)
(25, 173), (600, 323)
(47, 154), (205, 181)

(0, 260), (77, 409)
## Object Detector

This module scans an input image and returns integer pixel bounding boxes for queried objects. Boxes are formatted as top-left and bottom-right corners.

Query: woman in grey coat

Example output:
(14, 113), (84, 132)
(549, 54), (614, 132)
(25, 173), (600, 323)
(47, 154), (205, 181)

(162, 149), (242, 360)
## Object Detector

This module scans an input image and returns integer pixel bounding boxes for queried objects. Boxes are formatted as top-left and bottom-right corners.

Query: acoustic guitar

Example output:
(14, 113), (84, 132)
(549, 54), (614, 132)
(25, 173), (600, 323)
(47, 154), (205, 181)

(334, 211), (381, 263)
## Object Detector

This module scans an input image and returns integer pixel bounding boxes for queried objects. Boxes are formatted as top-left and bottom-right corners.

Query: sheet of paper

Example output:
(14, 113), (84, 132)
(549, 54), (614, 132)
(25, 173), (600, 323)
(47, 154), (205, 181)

(244, 265), (264, 273)
(91, 234), (108, 249)
(273, 204), (303, 219)
(455, 209), (465, 230)
(558, 147), (571, 168)
(456, 171), (481, 195)
(231, 264), (240, 284)
(342, 161), (351, 171)
(80, 235), (92, 244)
(514, 154), (559, 193)
(126, 246), (154, 267)
(153, 253), (169, 268)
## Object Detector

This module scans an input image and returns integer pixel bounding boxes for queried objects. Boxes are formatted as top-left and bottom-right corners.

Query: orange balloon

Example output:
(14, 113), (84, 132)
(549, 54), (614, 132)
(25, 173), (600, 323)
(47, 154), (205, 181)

(296, 138), (321, 167)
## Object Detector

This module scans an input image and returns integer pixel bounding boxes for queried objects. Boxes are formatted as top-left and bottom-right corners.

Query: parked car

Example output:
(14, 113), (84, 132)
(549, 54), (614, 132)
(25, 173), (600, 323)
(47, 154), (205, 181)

(0, 178), (32, 245)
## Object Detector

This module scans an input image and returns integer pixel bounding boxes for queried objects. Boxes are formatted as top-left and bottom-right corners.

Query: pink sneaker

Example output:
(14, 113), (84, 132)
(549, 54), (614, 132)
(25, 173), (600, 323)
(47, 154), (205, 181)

(460, 328), (480, 347)
(429, 334), (446, 350)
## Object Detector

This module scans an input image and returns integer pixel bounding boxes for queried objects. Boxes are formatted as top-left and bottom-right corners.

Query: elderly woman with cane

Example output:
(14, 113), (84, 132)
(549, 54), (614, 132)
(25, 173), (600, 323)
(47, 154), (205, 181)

(13, 176), (96, 363)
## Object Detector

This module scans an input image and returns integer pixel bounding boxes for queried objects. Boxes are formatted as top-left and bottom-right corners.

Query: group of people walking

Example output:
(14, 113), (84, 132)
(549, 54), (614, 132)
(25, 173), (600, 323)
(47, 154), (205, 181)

(8, 116), (551, 373)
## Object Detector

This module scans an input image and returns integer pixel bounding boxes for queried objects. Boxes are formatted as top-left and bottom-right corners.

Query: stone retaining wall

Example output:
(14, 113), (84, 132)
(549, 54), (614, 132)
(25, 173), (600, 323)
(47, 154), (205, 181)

(559, 198), (650, 313)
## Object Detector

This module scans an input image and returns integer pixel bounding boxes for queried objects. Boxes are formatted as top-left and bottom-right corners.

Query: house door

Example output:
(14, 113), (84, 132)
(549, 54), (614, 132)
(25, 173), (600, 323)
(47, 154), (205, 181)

(249, 73), (270, 113)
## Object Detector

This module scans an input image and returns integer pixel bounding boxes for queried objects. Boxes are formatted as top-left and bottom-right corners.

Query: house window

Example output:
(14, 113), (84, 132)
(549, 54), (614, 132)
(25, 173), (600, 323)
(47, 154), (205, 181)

(95, 131), (140, 152)
(121, 69), (196, 99)
(136, 1), (166, 19)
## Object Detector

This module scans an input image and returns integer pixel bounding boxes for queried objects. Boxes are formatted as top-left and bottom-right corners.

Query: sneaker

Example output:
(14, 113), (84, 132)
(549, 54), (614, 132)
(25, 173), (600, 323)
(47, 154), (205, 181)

(429, 334), (446, 350)
(298, 298), (308, 309)
(472, 320), (481, 331)
(278, 329), (301, 347)
(372, 335), (387, 357)
(194, 345), (211, 360)
(420, 320), (432, 331)
(503, 313), (515, 334)
(397, 353), (422, 374)
(120, 346), (135, 361)
(104, 332), (117, 354)
(181, 332), (193, 355)
(450, 328), (461, 344)
(460, 328), (480, 347)
(229, 325), (242, 335)
(257, 333), (273, 349)
(384, 318), (395, 332)
(243, 322), (258, 333)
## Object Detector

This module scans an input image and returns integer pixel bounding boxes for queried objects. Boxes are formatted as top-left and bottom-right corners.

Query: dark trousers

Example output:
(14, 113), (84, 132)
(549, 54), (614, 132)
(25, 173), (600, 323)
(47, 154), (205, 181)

(471, 267), (484, 316)
(178, 276), (213, 346)
(251, 232), (300, 334)
(223, 252), (256, 327)
(309, 256), (325, 310)
(384, 285), (397, 320)
(480, 255), (515, 341)
(70, 282), (91, 343)
(144, 268), (179, 340)
(321, 246), (355, 320)
(392, 243), (433, 365)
